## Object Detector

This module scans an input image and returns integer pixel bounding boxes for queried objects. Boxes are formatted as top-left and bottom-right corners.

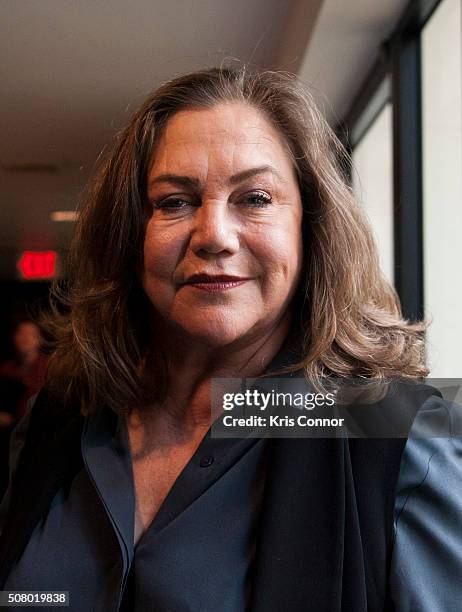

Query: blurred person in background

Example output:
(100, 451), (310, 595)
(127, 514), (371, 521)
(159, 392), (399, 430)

(0, 320), (47, 498)
(0, 320), (47, 422)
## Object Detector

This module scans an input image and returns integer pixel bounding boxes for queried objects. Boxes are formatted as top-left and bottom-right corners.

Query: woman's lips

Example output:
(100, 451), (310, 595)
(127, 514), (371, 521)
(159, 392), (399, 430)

(182, 275), (251, 292)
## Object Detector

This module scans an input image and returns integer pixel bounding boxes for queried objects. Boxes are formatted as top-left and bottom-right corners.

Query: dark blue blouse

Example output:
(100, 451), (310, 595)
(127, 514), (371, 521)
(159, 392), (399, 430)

(3, 406), (268, 611)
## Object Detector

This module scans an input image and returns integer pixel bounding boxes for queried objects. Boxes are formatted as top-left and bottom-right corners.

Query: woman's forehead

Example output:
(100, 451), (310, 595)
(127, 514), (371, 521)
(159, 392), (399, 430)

(148, 103), (295, 182)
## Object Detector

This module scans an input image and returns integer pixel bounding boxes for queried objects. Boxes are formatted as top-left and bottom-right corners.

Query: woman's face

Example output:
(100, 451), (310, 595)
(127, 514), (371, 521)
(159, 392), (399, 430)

(142, 102), (303, 347)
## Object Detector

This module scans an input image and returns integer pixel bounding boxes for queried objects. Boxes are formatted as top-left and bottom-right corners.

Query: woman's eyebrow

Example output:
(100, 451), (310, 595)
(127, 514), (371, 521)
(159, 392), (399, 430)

(148, 165), (286, 191)
(228, 165), (286, 185)
(148, 175), (201, 190)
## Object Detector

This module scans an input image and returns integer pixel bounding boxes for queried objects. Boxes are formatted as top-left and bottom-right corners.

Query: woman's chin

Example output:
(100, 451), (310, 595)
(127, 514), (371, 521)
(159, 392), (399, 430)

(173, 317), (255, 348)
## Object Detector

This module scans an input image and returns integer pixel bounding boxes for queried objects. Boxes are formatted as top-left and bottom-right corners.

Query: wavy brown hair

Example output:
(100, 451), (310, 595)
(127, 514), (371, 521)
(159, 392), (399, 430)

(43, 66), (428, 415)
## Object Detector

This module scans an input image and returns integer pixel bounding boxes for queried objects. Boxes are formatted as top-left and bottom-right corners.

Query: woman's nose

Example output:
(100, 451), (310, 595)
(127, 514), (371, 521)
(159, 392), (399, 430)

(189, 200), (239, 256)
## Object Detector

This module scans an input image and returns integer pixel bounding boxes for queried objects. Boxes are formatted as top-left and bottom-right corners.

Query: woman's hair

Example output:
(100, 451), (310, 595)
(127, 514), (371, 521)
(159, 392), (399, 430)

(43, 66), (428, 415)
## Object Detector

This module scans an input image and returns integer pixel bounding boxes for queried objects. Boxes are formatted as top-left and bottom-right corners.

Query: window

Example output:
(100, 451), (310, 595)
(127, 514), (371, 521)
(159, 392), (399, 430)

(352, 101), (394, 284)
(422, 0), (462, 376)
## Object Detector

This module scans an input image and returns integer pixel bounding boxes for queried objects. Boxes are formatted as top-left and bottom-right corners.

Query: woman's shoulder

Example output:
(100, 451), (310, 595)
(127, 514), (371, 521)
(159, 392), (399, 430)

(390, 392), (462, 610)
(345, 383), (456, 506)
(394, 388), (462, 522)
(0, 390), (85, 526)
(0, 396), (37, 533)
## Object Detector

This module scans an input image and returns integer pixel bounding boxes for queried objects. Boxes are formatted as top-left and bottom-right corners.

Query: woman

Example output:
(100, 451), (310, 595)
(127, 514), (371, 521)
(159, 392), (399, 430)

(0, 67), (460, 611)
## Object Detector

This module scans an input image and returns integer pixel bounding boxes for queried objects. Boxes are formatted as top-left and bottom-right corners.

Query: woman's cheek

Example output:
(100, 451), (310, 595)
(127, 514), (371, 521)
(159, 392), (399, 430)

(256, 227), (301, 279)
(143, 224), (185, 278)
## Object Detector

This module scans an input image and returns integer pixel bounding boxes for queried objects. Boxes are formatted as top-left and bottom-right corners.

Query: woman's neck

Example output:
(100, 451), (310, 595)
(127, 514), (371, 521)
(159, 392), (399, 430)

(143, 309), (294, 430)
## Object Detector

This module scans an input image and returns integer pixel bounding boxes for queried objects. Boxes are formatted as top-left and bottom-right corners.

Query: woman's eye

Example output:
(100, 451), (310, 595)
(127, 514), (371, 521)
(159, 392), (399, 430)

(241, 191), (273, 208)
(154, 197), (194, 211)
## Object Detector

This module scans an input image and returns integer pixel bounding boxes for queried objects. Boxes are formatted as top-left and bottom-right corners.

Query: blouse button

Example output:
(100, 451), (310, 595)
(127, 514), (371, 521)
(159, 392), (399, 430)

(200, 455), (214, 467)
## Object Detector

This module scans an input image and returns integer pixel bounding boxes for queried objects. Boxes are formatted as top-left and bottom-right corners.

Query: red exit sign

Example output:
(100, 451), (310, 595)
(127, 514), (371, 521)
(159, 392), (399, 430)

(17, 250), (57, 280)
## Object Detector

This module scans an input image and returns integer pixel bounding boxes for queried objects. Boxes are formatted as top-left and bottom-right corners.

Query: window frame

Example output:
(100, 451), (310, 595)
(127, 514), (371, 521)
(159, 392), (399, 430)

(340, 0), (443, 321)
